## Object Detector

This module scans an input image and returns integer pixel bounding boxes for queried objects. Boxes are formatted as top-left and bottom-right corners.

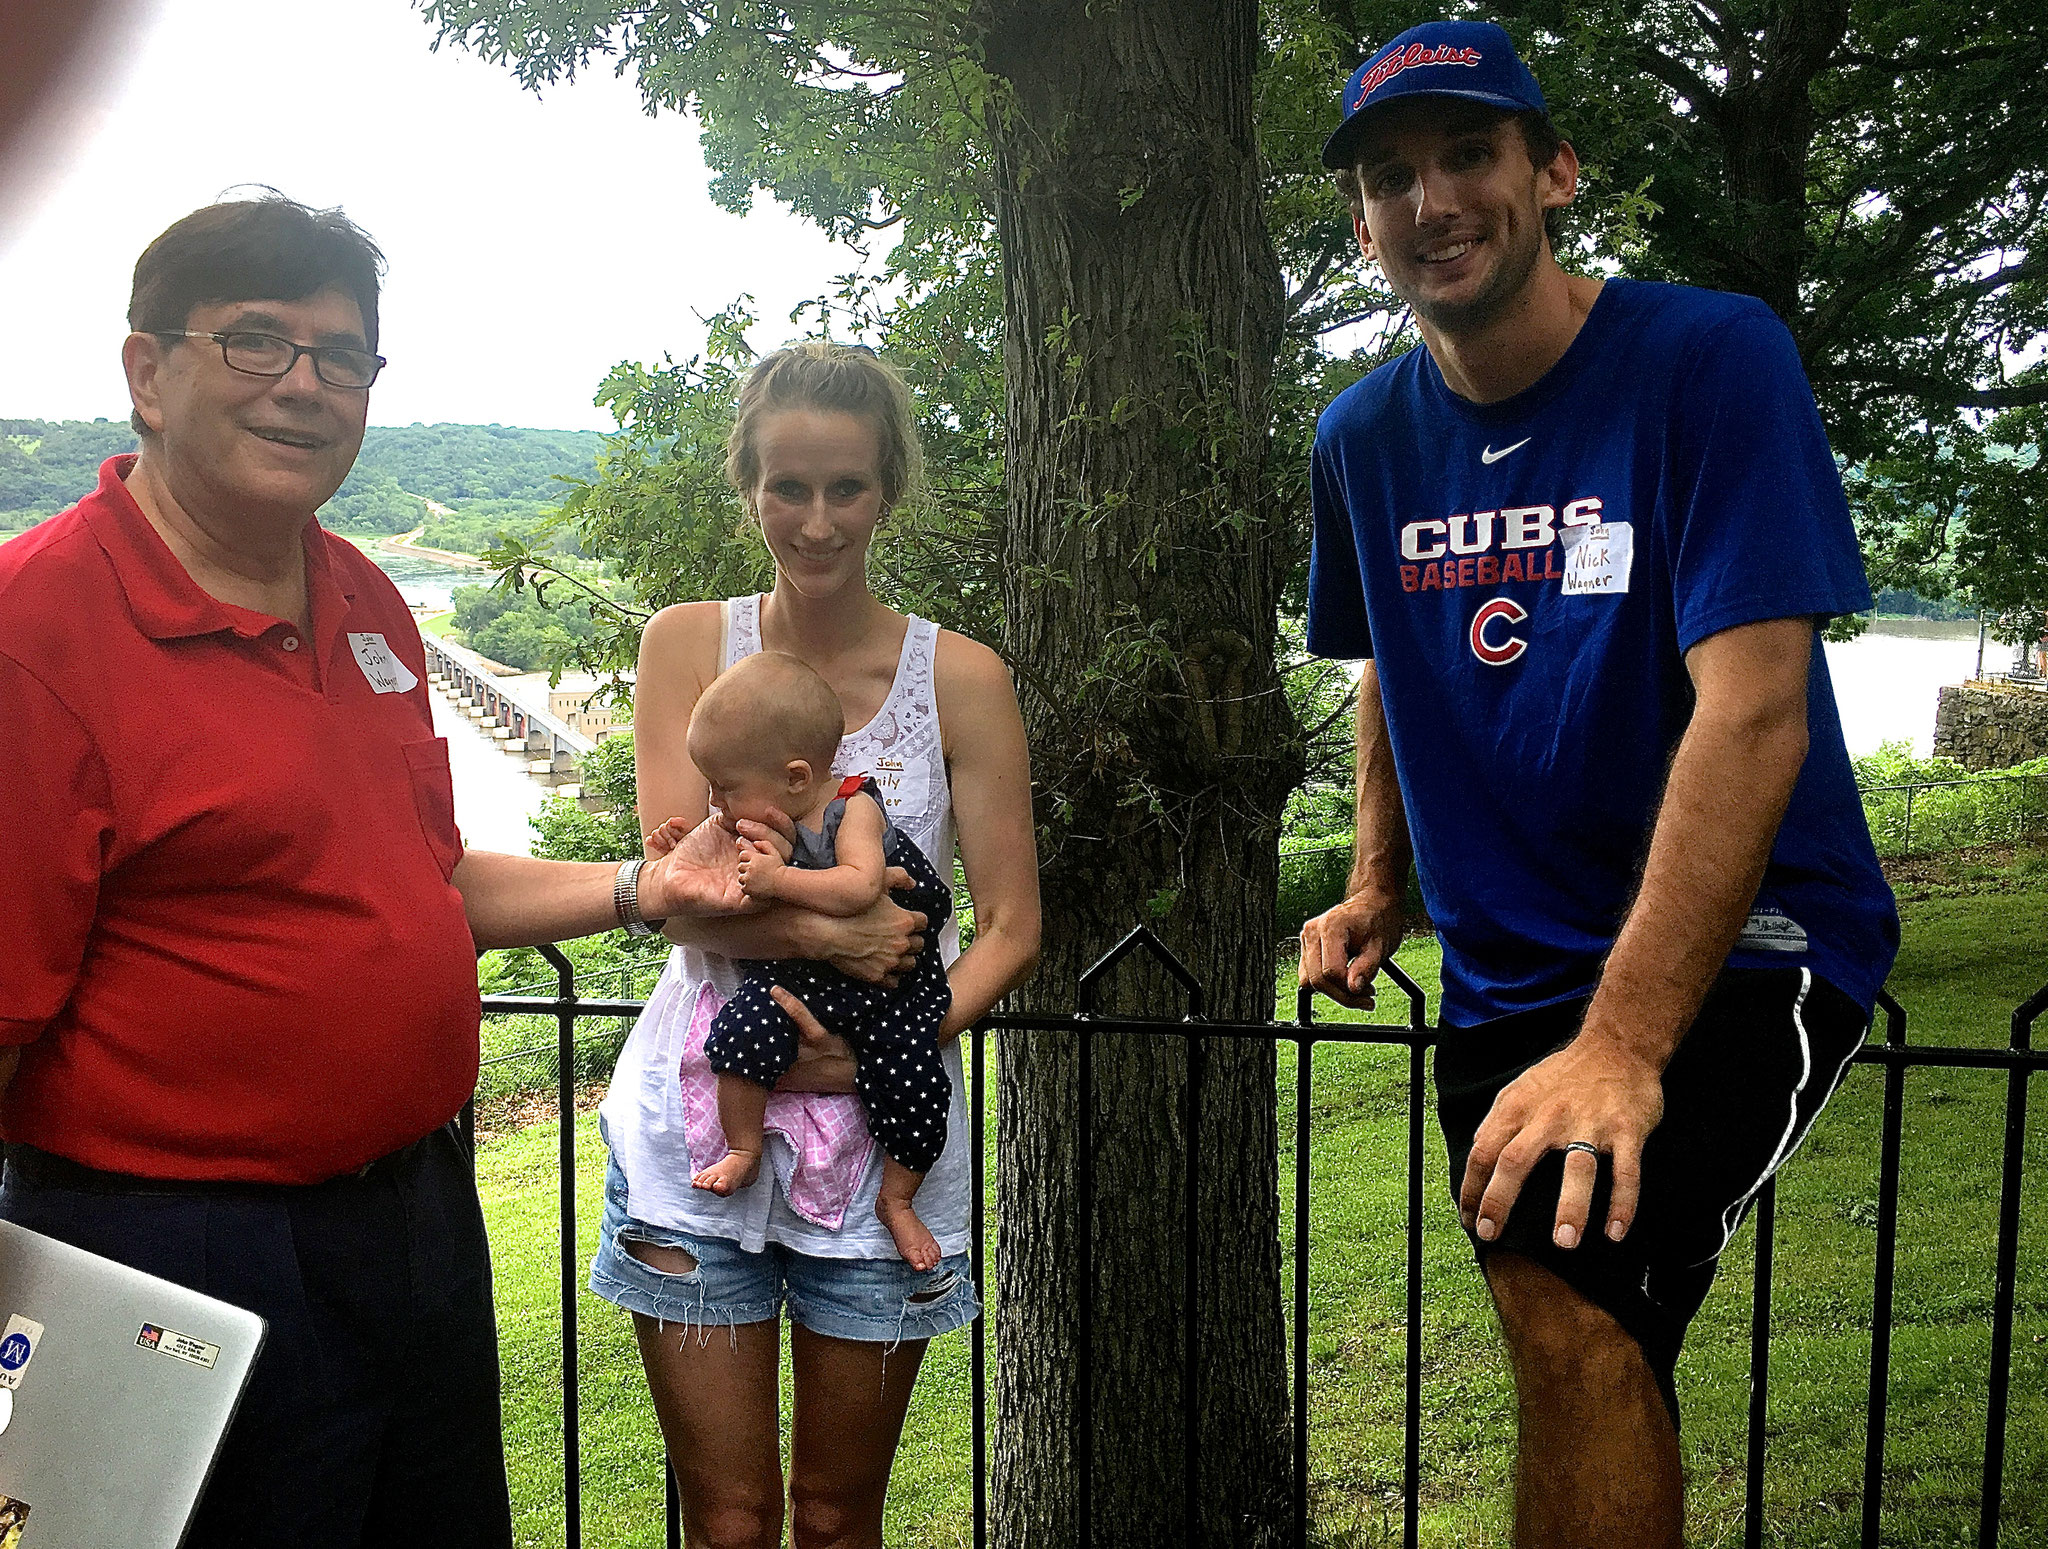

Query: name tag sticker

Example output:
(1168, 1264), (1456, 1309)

(1560, 520), (1634, 597)
(348, 632), (421, 695)
(0, 1315), (43, 1391)
(137, 1323), (221, 1370)
(864, 756), (928, 817)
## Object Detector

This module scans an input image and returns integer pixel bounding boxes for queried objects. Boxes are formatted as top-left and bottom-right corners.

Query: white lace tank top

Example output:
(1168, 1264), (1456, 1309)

(597, 596), (968, 1255)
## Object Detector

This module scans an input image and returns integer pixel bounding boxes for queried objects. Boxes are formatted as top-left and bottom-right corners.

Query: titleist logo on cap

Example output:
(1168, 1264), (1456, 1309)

(1351, 42), (1484, 110)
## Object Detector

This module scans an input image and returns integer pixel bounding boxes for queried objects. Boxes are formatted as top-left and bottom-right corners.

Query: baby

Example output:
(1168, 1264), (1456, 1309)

(684, 650), (955, 1270)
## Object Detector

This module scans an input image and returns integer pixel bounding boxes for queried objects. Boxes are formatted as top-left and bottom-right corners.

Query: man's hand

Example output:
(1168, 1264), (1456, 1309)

(1299, 890), (1405, 1010)
(636, 814), (750, 919)
(1459, 1032), (1665, 1251)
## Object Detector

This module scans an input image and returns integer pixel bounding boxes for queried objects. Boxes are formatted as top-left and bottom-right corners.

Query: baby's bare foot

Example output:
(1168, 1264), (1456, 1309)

(691, 1150), (761, 1196)
(875, 1194), (941, 1272)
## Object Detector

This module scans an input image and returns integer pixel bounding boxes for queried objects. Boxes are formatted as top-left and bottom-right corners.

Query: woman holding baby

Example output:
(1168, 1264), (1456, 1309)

(589, 342), (1040, 1548)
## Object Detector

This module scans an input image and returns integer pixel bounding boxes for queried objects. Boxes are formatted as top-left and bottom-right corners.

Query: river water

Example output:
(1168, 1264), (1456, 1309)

(363, 548), (548, 855)
(370, 548), (2019, 856)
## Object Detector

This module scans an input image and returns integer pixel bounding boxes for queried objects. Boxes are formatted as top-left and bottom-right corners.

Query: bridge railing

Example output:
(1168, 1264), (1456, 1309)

(421, 634), (596, 784)
(476, 936), (2048, 1549)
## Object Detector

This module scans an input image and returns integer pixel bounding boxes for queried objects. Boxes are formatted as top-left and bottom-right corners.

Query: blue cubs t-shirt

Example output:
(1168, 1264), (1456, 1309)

(1306, 279), (1898, 1027)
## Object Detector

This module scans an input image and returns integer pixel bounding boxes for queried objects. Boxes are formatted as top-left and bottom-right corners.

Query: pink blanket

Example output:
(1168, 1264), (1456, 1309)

(679, 983), (876, 1230)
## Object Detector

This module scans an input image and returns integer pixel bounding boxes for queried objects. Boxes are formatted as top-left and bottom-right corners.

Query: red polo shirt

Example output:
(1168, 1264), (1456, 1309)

(0, 457), (482, 1182)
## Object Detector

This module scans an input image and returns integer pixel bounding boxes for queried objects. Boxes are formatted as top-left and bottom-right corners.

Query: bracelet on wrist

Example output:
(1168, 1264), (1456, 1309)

(613, 856), (667, 938)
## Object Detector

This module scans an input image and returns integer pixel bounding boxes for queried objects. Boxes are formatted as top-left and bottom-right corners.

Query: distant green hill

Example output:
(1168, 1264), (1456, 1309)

(0, 419), (606, 535)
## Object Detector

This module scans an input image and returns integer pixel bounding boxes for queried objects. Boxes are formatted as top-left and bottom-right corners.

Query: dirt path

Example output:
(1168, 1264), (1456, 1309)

(379, 517), (490, 570)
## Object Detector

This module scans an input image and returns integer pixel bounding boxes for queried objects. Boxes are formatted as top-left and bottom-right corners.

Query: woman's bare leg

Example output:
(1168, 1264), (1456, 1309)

(786, 1324), (927, 1549)
(624, 1240), (784, 1549)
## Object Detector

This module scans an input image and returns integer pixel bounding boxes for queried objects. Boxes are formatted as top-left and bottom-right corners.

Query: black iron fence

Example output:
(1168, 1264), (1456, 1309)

(476, 935), (2048, 1548)
(1859, 772), (2048, 860)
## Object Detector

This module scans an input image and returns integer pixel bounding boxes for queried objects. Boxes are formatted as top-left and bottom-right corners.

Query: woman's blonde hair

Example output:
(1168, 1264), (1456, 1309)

(725, 341), (924, 511)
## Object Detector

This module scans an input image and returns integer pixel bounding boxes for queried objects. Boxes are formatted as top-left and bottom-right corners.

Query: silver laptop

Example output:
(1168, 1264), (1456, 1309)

(0, 1217), (265, 1548)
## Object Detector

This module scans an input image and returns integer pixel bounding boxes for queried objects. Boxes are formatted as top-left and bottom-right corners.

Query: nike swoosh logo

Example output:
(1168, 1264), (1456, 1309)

(1480, 438), (1532, 464)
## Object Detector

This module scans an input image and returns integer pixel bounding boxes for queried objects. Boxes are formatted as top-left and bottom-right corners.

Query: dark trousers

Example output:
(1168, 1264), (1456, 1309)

(0, 1124), (512, 1549)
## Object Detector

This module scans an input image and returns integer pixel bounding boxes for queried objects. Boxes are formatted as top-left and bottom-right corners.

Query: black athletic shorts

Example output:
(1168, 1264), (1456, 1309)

(1434, 966), (1870, 1425)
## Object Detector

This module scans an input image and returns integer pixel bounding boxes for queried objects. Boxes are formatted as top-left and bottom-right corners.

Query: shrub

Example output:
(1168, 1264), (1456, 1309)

(1855, 740), (2048, 856)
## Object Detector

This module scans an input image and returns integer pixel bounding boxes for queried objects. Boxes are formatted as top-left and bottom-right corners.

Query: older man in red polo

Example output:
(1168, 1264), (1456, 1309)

(0, 195), (920, 1548)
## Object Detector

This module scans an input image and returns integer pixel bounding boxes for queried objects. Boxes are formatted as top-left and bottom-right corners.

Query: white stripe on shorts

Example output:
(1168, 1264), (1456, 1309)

(1700, 967), (1860, 1265)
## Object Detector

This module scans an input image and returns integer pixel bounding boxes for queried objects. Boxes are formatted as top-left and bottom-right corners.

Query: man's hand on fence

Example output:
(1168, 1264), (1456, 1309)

(1299, 890), (1406, 1010)
(1459, 1033), (1665, 1250)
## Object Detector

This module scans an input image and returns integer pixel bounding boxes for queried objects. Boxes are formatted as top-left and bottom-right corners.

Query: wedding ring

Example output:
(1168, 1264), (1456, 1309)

(1562, 1141), (1601, 1159)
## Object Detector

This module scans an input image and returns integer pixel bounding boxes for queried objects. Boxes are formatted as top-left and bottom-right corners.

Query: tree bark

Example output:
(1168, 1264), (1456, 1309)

(971, 1), (1299, 1543)
(1694, 1), (1849, 329)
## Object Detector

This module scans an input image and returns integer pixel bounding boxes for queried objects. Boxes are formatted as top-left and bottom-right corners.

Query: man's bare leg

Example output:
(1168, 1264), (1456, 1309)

(1485, 1252), (1683, 1549)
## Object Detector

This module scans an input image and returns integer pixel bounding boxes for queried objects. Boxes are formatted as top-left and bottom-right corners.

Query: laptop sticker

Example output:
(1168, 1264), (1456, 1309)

(0, 1316), (42, 1391)
(136, 1323), (221, 1370)
(0, 1494), (29, 1549)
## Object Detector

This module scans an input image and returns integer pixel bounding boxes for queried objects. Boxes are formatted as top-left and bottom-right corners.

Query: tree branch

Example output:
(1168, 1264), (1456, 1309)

(1633, 44), (1723, 124)
(1847, 372), (2048, 411)
(1952, 252), (2048, 301)
(500, 558), (653, 623)
(1837, 43), (2013, 73)
(1285, 248), (1341, 317)
(1688, 1), (1728, 53)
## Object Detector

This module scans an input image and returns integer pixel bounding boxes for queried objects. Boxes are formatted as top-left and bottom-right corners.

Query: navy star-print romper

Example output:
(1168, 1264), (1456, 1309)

(705, 776), (955, 1173)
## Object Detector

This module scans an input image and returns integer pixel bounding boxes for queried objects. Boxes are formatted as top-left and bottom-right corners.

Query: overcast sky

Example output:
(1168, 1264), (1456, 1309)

(0, 0), (865, 431)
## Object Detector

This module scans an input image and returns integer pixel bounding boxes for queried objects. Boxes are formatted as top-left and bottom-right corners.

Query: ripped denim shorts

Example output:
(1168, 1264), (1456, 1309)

(588, 1152), (979, 1346)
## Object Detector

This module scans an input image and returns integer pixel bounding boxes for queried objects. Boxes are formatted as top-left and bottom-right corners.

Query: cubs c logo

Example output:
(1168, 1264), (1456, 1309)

(1469, 597), (1529, 666)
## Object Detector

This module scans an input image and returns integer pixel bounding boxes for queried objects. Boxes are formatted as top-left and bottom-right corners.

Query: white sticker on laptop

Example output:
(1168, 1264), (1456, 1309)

(0, 1316), (42, 1391)
(137, 1323), (221, 1370)
(348, 632), (421, 695)
(1560, 520), (1634, 597)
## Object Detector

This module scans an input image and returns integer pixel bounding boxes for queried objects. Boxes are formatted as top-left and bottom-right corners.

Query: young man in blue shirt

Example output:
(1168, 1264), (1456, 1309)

(1299, 22), (1898, 1547)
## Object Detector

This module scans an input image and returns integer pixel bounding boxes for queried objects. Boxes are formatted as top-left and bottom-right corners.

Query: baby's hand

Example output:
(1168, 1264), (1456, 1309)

(735, 838), (785, 899)
(644, 817), (690, 856)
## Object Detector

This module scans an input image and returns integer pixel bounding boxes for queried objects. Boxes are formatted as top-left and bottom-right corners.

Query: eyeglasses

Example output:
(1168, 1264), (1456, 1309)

(161, 330), (386, 390)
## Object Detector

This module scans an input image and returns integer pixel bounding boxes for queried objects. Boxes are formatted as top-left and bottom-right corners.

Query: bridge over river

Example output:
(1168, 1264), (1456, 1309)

(422, 634), (600, 805)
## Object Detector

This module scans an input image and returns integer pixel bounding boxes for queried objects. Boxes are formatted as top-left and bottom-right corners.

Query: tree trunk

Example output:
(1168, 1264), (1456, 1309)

(1703, 1), (1848, 330)
(972, 1), (1300, 1543)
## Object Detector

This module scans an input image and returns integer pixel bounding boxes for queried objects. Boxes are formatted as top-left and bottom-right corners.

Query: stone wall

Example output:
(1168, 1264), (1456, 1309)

(1933, 683), (2048, 770)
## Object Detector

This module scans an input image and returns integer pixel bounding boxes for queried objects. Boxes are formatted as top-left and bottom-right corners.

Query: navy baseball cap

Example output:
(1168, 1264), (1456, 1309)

(1321, 20), (1548, 171)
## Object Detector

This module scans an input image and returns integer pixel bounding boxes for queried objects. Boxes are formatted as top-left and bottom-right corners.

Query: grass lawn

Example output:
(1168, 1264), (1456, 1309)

(478, 888), (2047, 1547)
